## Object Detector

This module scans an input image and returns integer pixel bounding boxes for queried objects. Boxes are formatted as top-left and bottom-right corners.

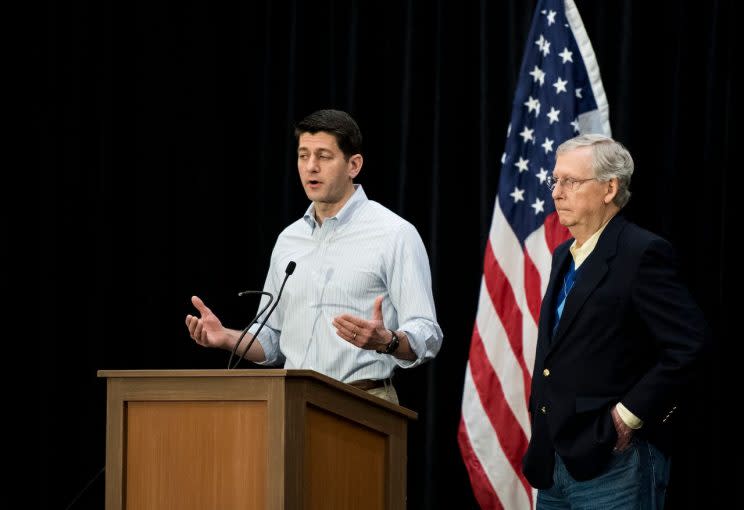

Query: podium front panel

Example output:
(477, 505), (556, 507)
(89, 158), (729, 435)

(125, 401), (267, 509)
(304, 405), (385, 510)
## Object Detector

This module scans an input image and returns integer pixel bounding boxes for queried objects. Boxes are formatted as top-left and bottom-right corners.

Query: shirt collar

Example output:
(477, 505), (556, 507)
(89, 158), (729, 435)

(302, 184), (368, 228)
(569, 217), (611, 269)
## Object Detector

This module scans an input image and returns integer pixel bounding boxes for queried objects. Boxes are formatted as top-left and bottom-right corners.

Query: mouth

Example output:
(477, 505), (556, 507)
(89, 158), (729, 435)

(306, 179), (321, 188)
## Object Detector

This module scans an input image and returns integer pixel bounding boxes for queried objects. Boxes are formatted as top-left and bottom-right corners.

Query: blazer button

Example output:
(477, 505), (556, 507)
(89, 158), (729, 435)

(540, 405), (547, 414)
(543, 368), (550, 377)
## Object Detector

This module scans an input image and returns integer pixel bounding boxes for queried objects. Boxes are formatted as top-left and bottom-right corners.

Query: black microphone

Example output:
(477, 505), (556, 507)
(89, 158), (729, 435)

(229, 261), (296, 369)
(228, 290), (274, 369)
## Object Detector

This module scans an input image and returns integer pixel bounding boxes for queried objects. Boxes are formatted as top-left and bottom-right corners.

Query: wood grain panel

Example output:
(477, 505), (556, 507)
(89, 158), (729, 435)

(125, 401), (267, 510)
(304, 405), (386, 510)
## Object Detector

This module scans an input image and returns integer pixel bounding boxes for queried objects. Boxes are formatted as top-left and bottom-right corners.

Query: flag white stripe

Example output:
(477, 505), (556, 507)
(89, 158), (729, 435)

(523, 226), (554, 373)
(489, 201), (526, 312)
(524, 225), (553, 300)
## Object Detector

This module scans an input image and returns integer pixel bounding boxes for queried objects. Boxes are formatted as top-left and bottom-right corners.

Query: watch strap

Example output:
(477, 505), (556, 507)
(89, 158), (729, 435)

(378, 329), (400, 354)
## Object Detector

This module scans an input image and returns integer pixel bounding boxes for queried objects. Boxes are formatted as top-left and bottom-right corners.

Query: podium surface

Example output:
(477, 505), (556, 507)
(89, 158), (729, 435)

(98, 369), (417, 510)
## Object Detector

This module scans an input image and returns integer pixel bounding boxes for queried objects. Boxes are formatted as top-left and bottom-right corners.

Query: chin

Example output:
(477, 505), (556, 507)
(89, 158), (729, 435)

(304, 188), (321, 200)
(558, 217), (576, 229)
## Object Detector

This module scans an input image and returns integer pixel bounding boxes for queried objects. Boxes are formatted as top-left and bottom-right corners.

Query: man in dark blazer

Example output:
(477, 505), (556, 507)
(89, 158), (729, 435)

(521, 134), (708, 509)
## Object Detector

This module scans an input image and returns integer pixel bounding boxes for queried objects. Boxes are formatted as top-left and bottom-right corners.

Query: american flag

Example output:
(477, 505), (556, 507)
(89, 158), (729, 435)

(458, 0), (611, 508)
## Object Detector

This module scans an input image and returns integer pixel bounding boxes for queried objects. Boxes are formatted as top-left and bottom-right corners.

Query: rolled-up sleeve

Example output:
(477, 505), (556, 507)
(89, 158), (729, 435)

(388, 223), (443, 368)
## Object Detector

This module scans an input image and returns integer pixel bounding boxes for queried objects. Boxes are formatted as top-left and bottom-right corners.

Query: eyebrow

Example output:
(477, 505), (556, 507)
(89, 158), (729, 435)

(298, 147), (334, 155)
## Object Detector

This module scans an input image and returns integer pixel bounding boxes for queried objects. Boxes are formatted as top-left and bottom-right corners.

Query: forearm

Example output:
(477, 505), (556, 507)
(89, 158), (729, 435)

(224, 328), (267, 362)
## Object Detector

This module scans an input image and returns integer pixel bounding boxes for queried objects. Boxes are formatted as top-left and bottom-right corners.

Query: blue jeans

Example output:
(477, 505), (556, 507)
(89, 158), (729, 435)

(537, 439), (670, 510)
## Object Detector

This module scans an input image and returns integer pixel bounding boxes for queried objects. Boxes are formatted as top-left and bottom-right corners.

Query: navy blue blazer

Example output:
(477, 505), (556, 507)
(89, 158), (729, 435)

(522, 214), (708, 489)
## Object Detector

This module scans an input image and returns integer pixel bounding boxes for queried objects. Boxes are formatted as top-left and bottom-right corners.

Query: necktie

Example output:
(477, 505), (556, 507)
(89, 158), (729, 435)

(553, 259), (576, 336)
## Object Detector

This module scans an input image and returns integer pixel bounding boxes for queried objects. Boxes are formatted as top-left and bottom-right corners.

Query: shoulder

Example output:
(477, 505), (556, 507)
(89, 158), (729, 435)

(277, 217), (309, 239)
(621, 219), (666, 243)
(362, 200), (421, 238)
(363, 199), (406, 222)
(604, 219), (678, 274)
(268, 217), (311, 258)
(617, 220), (673, 255)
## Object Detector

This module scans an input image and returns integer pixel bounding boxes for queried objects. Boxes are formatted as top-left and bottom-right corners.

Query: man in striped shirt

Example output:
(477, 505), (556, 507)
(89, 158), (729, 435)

(186, 109), (443, 404)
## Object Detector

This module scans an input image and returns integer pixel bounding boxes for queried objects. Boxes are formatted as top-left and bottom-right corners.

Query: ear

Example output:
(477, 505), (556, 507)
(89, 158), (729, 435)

(347, 154), (363, 179)
(604, 178), (619, 204)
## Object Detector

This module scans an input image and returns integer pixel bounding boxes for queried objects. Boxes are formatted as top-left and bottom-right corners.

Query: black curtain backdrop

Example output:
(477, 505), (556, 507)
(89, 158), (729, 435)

(37, 0), (737, 508)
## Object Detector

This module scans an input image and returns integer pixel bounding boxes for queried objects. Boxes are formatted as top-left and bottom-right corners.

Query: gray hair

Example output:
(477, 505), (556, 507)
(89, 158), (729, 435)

(556, 134), (634, 208)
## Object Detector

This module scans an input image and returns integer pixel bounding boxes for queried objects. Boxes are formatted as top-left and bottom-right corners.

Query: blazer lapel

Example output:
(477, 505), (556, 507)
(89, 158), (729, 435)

(540, 243), (571, 346)
(550, 215), (625, 347)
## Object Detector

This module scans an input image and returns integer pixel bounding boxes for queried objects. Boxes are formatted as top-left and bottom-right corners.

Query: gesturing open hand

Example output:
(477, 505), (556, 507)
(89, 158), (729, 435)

(332, 295), (391, 351)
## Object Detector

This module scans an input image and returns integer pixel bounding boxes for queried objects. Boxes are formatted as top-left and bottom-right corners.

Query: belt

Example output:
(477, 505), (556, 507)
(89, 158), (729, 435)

(348, 378), (387, 391)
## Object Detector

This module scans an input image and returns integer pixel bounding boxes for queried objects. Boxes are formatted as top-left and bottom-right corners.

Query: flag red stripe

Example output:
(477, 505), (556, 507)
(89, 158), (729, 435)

(458, 418), (506, 510)
(543, 212), (571, 254)
(523, 248), (543, 325)
(468, 326), (534, 498)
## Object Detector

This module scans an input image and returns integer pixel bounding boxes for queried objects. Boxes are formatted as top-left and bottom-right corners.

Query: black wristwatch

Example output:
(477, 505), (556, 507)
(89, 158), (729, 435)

(377, 329), (400, 355)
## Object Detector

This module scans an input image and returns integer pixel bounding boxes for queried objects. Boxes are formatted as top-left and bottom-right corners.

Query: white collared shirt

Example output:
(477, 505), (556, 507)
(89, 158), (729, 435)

(249, 185), (443, 383)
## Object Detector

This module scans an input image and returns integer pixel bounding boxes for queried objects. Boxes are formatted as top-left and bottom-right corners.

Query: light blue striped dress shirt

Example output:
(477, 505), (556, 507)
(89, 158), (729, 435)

(250, 185), (443, 383)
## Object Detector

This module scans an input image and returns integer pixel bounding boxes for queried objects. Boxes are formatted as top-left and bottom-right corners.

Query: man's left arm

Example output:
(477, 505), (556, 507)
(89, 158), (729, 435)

(383, 223), (443, 367)
(331, 223), (443, 365)
(619, 238), (709, 426)
(333, 295), (418, 361)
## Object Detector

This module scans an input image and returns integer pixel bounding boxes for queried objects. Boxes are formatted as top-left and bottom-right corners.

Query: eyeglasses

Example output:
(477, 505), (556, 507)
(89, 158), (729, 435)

(546, 176), (597, 192)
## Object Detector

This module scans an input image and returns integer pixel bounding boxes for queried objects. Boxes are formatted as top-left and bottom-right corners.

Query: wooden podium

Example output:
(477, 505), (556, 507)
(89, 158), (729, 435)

(97, 369), (417, 510)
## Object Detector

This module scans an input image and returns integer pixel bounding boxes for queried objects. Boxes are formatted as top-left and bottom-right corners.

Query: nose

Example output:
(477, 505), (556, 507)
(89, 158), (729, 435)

(551, 183), (562, 200)
(306, 155), (320, 172)
(300, 155), (319, 173)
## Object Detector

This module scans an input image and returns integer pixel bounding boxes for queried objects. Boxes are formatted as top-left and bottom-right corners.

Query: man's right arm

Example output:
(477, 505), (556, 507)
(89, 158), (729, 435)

(185, 295), (267, 362)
